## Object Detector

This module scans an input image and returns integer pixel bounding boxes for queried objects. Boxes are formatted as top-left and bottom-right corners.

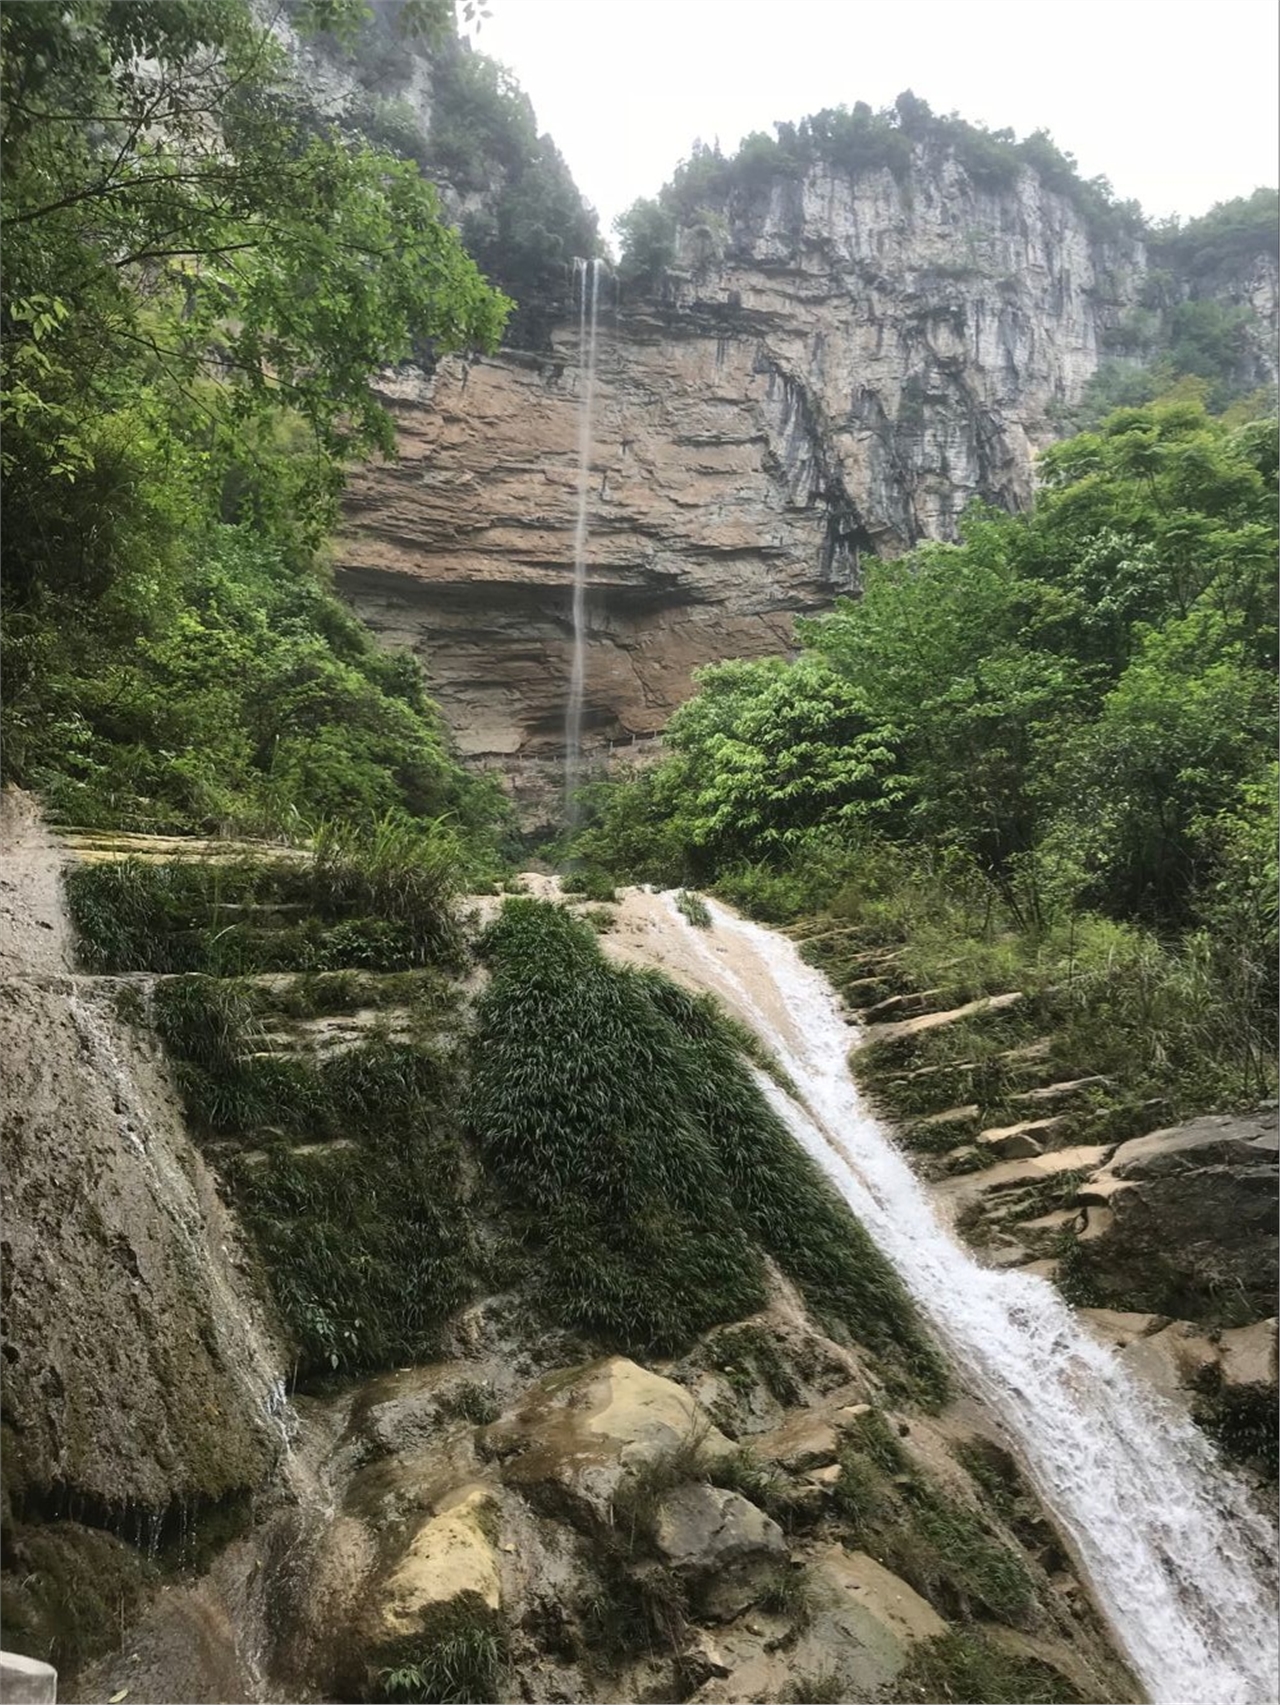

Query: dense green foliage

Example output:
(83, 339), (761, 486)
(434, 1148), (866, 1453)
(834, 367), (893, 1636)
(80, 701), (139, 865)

(2, 0), (510, 844)
(427, 41), (599, 325)
(466, 900), (945, 1394)
(110, 950), (480, 1377)
(576, 402), (1278, 1112)
(12, 524), (506, 835)
(1149, 188), (1280, 280)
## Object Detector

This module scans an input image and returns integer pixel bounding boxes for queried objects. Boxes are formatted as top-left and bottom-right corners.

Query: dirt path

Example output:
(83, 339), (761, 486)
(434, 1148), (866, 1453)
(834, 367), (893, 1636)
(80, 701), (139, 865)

(0, 787), (75, 981)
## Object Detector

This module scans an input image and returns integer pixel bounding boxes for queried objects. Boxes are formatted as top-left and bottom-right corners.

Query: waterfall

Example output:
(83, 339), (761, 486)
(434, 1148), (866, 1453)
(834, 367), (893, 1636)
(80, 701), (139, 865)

(662, 894), (1279, 1705)
(565, 255), (602, 823)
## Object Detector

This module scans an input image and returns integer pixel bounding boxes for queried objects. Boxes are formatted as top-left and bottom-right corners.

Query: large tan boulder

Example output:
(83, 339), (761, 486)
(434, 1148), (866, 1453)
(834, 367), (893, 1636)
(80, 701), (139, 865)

(488, 1357), (734, 1524)
(685, 1546), (947, 1704)
(1218, 1319), (1279, 1390)
(1120, 1322), (1219, 1402)
(375, 1486), (501, 1645)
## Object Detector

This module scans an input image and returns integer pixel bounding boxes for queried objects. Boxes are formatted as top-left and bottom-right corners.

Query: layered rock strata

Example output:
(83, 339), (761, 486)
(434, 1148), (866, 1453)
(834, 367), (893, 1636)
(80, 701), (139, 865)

(334, 153), (1275, 816)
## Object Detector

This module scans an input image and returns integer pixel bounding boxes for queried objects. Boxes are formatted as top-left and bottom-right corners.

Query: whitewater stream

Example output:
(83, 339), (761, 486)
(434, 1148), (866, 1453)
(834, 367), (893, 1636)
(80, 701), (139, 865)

(616, 890), (1279, 1705)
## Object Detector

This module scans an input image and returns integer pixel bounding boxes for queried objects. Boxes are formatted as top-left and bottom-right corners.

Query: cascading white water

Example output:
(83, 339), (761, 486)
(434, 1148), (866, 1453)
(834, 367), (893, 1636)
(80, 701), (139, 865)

(565, 256), (602, 822)
(663, 894), (1279, 1705)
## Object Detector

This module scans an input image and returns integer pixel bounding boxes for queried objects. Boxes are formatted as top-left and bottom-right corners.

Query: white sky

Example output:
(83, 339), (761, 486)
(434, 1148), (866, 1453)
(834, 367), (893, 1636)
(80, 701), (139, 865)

(472, 0), (1279, 248)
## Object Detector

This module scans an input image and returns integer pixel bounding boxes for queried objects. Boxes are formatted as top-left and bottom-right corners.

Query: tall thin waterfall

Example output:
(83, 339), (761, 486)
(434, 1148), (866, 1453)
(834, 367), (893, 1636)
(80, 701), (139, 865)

(664, 894), (1279, 1705)
(565, 256), (602, 822)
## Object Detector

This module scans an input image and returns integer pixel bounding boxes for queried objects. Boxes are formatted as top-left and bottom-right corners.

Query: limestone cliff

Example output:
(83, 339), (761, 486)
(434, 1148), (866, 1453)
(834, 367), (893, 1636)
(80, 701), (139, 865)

(334, 152), (1275, 816)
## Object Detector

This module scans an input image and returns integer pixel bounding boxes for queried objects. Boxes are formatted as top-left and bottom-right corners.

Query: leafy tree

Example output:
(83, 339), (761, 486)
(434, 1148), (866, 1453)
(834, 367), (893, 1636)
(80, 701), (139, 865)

(614, 197), (677, 283)
(1, 0), (511, 841)
(578, 402), (1277, 938)
(1, 1), (508, 475)
(665, 656), (902, 862)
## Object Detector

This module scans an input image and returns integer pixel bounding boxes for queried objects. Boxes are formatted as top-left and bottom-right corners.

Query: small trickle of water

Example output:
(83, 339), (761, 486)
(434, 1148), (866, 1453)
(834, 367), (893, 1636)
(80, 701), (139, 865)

(69, 989), (300, 1473)
(564, 255), (603, 823)
(663, 894), (1279, 1705)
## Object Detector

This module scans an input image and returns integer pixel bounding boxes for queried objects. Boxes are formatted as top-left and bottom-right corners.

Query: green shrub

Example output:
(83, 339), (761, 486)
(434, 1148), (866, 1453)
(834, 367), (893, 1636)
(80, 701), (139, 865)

(783, 1670), (848, 1704)
(65, 817), (467, 976)
(560, 866), (618, 902)
(465, 900), (768, 1352)
(758, 1562), (814, 1626)
(906, 1484), (1036, 1624)
(148, 971), (478, 1379)
(435, 1382), (502, 1427)
(674, 888), (712, 928)
(376, 1598), (510, 1703)
(1191, 1372), (1279, 1480)
(466, 900), (943, 1395)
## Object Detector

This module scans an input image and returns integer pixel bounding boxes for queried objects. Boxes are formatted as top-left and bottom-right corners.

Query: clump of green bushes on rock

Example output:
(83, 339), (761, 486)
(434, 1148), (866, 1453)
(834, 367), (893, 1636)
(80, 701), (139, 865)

(65, 814), (468, 976)
(466, 899), (946, 1398)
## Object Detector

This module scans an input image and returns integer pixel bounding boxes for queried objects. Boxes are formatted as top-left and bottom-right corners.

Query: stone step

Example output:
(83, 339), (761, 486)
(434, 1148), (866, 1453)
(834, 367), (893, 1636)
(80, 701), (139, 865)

(1012, 1076), (1110, 1105)
(1019, 1207), (1082, 1235)
(861, 990), (1023, 1048)
(857, 987), (951, 1022)
(915, 1103), (981, 1129)
(934, 1143), (1115, 1209)
(976, 1114), (1070, 1161)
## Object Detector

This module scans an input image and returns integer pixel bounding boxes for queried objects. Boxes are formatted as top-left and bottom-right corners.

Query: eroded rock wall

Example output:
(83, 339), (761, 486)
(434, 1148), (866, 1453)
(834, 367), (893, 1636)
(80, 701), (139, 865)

(335, 152), (1161, 813)
(0, 796), (284, 1590)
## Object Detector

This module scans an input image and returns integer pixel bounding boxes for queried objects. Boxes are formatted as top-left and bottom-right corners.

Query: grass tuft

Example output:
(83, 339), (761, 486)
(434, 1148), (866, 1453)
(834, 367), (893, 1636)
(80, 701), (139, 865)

(883, 1629), (1083, 1703)
(674, 888), (713, 928)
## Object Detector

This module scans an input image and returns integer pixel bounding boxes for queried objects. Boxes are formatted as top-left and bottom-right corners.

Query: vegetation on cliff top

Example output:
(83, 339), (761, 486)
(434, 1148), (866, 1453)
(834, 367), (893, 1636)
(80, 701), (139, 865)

(616, 98), (1275, 419)
(616, 88), (1151, 281)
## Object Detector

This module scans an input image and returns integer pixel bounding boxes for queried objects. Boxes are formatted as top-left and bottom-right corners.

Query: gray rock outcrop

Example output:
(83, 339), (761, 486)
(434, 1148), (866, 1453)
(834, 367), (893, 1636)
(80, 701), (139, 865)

(1073, 1109), (1279, 1321)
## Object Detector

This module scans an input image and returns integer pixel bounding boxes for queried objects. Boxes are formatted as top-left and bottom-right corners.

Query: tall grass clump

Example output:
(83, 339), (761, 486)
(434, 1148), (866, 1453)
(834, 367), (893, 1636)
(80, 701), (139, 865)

(465, 899), (943, 1395)
(150, 973), (477, 1378)
(64, 815), (467, 976)
(884, 1629), (1083, 1703)
(376, 1599), (510, 1703)
(309, 812), (466, 968)
(65, 856), (265, 972)
(466, 900), (768, 1351)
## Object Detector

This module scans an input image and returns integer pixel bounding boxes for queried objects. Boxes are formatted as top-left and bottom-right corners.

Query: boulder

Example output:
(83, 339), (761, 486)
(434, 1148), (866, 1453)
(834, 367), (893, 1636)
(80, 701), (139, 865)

(754, 1411), (840, 1472)
(486, 1357), (734, 1525)
(1078, 1309), (1168, 1349)
(1120, 1323), (1219, 1401)
(1070, 1109), (1278, 1321)
(915, 1103), (980, 1129)
(1218, 1319), (1279, 1390)
(375, 1486), (501, 1644)
(685, 1546), (947, 1703)
(654, 1483), (786, 1618)
(977, 1118), (1058, 1160)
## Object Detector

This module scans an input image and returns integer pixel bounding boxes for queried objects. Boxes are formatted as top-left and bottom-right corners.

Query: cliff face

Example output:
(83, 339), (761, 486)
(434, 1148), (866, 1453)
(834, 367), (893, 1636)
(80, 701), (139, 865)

(334, 152), (1273, 820)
